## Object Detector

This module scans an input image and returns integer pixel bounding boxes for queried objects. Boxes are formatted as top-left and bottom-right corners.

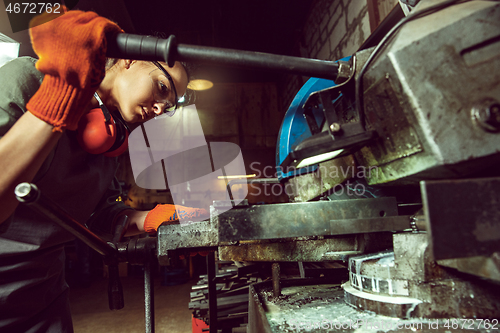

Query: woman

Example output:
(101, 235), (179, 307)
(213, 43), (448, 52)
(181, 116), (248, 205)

(0, 8), (206, 332)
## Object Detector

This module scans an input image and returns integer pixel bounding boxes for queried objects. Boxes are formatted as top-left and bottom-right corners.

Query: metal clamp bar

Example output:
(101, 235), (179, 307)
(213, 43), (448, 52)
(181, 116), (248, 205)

(145, 258), (155, 333)
(207, 251), (218, 333)
(15, 183), (117, 257)
(176, 43), (340, 80)
(330, 215), (412, 235)
(218, 197), (399, 242)
(107, 34), (340, 80)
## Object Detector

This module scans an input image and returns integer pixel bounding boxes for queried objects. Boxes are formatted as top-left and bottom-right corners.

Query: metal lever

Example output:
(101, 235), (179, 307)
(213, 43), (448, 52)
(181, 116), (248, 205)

(106, 34), (341, 81)
(15, 183), (117, 257)
(107, 215), (129, 310)
(15, 183), (125, 310)
(106, 257), (124, 310)
(15, 182), (160, 331)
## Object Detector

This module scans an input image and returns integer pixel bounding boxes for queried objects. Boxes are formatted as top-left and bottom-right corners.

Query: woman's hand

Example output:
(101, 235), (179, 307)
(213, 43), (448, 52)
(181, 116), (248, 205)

(27, 9), (122, 131)
(143, 204), (209, 233)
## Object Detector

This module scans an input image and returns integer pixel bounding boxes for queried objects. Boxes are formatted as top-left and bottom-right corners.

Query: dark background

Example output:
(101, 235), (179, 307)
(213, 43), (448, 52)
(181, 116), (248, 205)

(1, 0), (313, 84)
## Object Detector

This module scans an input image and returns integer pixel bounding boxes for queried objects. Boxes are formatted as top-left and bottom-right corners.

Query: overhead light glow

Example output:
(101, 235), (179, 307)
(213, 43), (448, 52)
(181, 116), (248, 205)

(188, 79), (214, 91)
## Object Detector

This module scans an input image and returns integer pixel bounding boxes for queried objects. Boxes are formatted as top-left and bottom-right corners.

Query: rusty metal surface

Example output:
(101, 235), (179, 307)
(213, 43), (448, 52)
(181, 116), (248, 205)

(331, 215), (411, 234)
(350, 251), (410, 297)
(252, 282), (500, 332)
(218, 197), (399, 242)
(344, 282), (422, 319)
(156, 219), (216, 249)
(344, 233), (500, 319)
(438, 253), (500, 282)
(421, 177), (500, 261)
(248, 283), (273, 333)
(355, 1), (500, 185)
(156, 211), (218, 265)
(157, 200), (249, 264)
(219, 237), (360, 262)
(156, 198), (399, 263)
(271, 263), (281, 297)
(285, 156), (358, 202)
(250, 279), (498, 333)
(218, 233), (394, 262)
(360, 74), (423, 167)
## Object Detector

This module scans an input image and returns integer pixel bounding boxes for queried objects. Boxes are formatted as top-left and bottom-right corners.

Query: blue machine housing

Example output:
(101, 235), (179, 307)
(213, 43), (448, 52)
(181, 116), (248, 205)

(276, 56), (352, 182)
(275, 77), (335, 181)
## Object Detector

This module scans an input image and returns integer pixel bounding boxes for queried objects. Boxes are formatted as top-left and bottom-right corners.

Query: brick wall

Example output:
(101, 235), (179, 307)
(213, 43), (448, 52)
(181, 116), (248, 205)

(302, 0), (370, 61)
(279, 0), (399, 112)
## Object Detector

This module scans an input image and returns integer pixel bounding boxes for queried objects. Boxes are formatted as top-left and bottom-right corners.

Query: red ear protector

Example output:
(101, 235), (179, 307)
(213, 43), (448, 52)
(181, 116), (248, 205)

(77, 93), (130, 157)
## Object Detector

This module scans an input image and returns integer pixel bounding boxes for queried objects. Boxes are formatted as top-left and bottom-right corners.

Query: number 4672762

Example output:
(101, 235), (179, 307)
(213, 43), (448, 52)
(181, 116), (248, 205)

(5, 3), (62, 14)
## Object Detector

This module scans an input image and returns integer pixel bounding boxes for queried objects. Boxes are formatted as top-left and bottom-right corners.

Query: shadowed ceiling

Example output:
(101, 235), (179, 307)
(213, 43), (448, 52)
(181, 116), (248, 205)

(1, 0), (313, 83)
(120, 0), (313, 83)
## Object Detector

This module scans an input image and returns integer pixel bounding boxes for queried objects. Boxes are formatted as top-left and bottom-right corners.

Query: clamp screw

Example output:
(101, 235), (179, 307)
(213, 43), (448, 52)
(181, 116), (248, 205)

(473, 101), (500, 132)
(15, 183), (40, 203)
(330, 122), (341, 133)
(487, 104), (500, 126)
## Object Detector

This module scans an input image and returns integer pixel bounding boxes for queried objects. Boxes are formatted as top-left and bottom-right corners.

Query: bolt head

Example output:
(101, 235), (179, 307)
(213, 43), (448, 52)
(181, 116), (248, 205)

(472, 100), (500, 133)
(486, 104), (500, 125)
(329, 123), (341, 133)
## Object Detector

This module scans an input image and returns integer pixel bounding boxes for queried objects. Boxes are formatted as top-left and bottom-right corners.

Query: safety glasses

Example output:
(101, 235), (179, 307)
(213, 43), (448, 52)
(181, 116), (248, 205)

(149, 61), (179, 117)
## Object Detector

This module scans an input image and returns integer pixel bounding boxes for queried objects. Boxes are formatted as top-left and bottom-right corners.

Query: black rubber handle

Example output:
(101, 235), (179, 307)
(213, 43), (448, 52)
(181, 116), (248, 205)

(106, 33), (339, 80)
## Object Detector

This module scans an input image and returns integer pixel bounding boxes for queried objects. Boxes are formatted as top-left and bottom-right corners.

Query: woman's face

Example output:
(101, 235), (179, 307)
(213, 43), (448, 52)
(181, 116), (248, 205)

(111, 60), (188, 124)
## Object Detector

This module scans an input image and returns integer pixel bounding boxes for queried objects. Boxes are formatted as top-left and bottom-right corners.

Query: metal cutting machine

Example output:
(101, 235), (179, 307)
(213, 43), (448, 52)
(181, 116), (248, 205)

(17, 0), (500, 331)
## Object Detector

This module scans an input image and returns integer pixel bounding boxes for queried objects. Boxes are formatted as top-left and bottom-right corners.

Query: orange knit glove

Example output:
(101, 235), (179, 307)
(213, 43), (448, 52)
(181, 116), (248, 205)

(144, 204), (209, 233)
(26, 9), (122, 132)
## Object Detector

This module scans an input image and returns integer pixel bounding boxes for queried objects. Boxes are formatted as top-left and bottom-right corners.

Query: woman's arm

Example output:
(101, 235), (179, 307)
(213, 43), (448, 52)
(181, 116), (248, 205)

(0, 10), (122, 224)
(0, 112), (62, 224)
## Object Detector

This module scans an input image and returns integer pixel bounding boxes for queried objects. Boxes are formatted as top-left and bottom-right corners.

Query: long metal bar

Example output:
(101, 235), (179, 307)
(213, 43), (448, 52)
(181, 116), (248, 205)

(14, 183), (116, 257)
(207, 251), (218, 333)
(144, 259), (155, 333)
(330, 216), (412, 234)
(272, 263), (281, 297)
(218, 197), (400, 242)
(107, 34), (340, 81)
(107, 262), (125, 310)
(176, 43), (339, 80)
